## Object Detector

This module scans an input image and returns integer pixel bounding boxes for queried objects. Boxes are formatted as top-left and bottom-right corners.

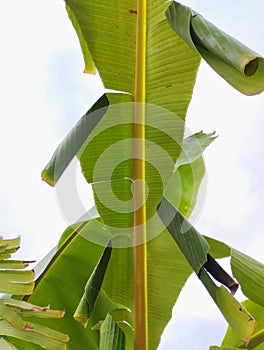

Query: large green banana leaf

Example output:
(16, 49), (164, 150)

(39, 1), (201, 347)
(26, 0), (264, 349)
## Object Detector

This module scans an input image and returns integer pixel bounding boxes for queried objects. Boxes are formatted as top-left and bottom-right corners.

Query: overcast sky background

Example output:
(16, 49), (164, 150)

(0, 1), (264, 349)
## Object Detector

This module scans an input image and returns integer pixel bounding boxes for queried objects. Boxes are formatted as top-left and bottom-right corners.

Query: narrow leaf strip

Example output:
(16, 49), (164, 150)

(74, 242), (112, 327)
(166, 1), (264, 95)
(0, 237), (20, 252)
(41, 94), (109, 186)
(99, 314), (125, 350)
(1, 320), (69, 350)
(0, 237), (35, 295)
(0, 260), (34, 269)
(1, 299), (65, 319)
(0, 300), (27, 330)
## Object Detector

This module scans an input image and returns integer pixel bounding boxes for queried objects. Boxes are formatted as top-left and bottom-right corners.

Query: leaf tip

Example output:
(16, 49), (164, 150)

(73, 315), (88, 328)
(41, 169), (55, 187)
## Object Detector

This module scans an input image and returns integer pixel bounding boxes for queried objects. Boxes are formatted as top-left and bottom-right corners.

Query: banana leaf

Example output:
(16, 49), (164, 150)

(166, 1), (264, 95)
(34, 0), (264, 349)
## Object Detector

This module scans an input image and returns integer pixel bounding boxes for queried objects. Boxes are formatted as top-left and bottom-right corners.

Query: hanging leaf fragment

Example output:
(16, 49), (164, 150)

(74, 242), (112, 327)
(166, 1), (264, 95)
(165, 131), (217, 217)
(41, 94), (110, 186)
(99, 313), (125, 350)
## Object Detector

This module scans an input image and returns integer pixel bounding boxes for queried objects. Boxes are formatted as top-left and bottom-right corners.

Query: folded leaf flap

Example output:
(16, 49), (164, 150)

(176, 131), (217, 167)
(41, 94), (110, 186)
(167, 1), (264, 95)
(165, 131), (216, 218)
(74, 243), (112, 327)
(99, 314), (125, 350)
(204, 236), (231, 259)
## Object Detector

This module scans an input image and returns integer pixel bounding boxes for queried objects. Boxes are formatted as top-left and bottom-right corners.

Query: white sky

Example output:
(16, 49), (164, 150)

(0, 1), (263, 349)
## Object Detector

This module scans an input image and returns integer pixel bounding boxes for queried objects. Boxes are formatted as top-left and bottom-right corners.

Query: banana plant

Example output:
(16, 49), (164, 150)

(8, 1), (264, 349)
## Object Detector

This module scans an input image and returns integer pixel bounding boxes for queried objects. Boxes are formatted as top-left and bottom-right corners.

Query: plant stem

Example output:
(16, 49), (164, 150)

(134, 0), (148, 349)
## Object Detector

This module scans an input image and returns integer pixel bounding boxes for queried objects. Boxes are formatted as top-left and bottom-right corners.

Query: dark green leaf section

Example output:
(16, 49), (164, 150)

(231, 250), (264, 308)
(74, 243), (112, 327)
(221, 300), (264, 349)
(99, 314), (125, 350)
(158, 197), (209, 273)
(41, 94), (109, 186)
(167, 1), (264, 95)
(158, 199), (256, 344)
